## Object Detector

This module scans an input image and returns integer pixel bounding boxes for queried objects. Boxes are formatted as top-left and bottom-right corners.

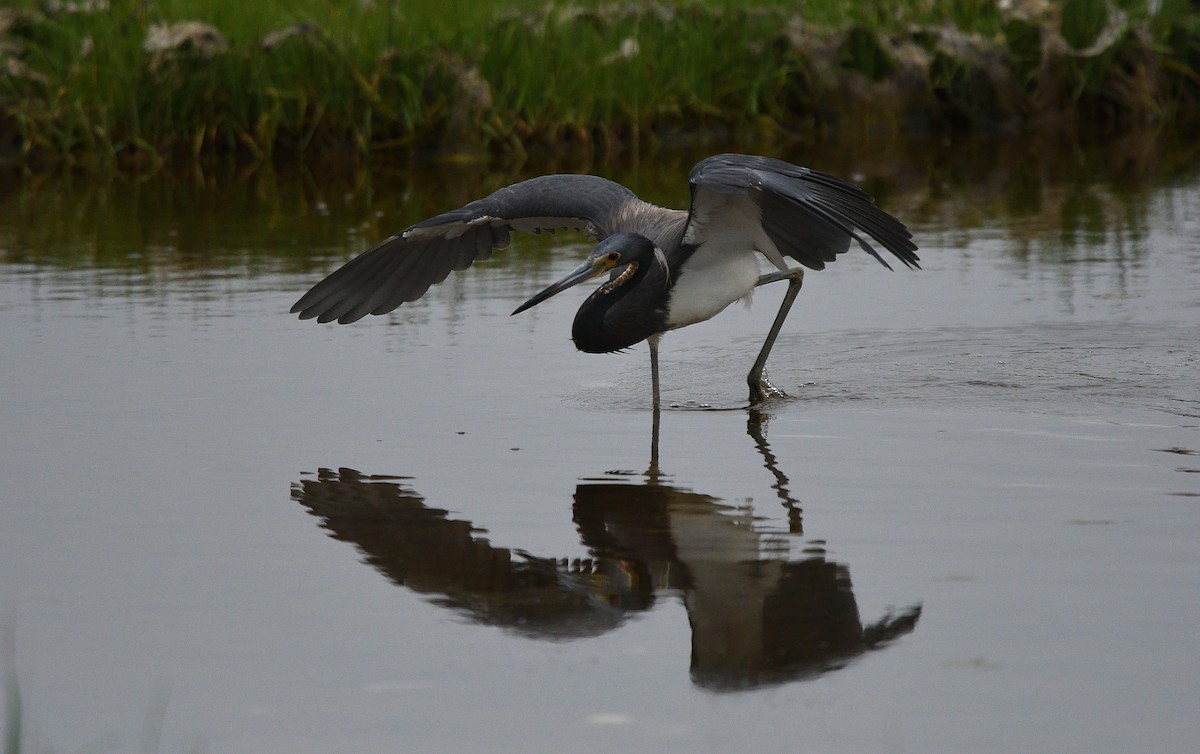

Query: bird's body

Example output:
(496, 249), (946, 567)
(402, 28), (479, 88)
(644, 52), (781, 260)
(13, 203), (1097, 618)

(293, 154), (919, 405)
(667, 235), (762, 329)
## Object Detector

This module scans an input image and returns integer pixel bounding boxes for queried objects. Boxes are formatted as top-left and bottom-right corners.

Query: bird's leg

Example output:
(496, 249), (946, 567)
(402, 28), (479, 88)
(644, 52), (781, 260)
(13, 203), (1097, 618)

(646, 335), (663, 480)
(747, 268), (804, 404)
(646, 398), (662, 481)
(648, 333), (661, 411)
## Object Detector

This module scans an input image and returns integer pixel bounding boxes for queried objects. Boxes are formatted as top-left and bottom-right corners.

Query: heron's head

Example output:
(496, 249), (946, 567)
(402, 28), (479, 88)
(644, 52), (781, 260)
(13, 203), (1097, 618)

(512, 233), (666, 315)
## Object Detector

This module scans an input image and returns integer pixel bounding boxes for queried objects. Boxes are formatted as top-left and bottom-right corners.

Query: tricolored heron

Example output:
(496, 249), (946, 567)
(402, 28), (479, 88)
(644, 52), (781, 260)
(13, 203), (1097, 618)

(292, 154), (918, 406)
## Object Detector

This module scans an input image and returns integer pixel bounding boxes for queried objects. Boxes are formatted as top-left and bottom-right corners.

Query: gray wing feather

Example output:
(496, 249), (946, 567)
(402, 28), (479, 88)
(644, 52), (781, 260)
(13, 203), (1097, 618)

(686, 154), (918, 271)
(292, 174), (638, 323)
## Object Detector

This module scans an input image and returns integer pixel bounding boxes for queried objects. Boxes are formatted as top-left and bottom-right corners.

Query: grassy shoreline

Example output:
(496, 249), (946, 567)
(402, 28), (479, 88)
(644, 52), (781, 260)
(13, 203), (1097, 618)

(2, 1), (1199, 168)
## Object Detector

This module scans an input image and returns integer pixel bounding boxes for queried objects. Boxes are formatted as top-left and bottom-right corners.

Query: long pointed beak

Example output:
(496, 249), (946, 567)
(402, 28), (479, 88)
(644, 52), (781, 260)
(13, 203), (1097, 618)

(512, 257), (608, 315)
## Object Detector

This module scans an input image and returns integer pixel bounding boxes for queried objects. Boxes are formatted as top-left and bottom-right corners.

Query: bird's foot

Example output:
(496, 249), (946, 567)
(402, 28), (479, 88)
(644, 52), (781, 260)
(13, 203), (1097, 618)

(749, 375), (789, 404)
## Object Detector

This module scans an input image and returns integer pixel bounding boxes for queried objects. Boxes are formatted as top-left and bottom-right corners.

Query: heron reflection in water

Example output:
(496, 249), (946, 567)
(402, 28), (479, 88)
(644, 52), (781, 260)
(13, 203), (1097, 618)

(293, 154), (918, 406)
(291, 414), (921, 688)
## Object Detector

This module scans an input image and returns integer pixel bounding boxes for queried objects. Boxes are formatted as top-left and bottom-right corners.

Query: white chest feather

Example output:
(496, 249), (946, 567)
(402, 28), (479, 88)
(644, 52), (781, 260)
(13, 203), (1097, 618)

(665, 242), (762, 329)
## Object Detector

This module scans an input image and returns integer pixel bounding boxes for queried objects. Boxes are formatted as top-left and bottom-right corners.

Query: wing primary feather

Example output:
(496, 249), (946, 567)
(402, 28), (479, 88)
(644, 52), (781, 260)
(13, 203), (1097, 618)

(755, 175), (917, 270)
(753, 185), (884, 268)
(353, 245), (438, 321)
(296, 239), (406, 322)
(804, 187), (918, 267)
(290, 242), (390, 317)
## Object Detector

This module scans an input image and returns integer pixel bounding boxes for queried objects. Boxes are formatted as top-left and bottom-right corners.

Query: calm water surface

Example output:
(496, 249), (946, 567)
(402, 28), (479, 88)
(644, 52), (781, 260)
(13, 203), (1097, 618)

(2, 136), (1199, 752)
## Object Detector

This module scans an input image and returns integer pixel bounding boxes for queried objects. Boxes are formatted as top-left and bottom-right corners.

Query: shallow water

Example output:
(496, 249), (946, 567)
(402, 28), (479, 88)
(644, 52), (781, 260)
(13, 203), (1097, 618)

(2, 135), (1199, 752)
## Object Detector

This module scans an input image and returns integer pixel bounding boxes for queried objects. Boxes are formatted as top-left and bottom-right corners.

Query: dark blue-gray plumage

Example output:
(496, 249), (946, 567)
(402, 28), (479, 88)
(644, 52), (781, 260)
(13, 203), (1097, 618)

(292, 153), (918, 405)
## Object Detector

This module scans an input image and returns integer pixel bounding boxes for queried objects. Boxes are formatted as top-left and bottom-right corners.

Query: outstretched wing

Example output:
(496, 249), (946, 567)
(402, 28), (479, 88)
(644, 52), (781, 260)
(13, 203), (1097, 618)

(683, 154), (919, 271)
(292, 174), (639, 324)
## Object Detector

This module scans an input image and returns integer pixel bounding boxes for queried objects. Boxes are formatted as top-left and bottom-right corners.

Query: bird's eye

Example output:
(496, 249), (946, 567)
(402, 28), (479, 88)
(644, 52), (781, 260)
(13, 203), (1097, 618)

(605, 252), (620, 263)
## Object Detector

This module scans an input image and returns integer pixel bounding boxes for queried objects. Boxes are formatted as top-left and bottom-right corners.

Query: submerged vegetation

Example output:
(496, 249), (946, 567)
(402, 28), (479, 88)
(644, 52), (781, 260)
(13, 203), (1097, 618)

(1, 0), (1199, 166)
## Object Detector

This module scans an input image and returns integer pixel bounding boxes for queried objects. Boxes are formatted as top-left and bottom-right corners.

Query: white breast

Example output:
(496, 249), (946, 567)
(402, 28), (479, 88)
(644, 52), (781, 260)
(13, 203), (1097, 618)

(665, 241), (762, 329)
(666, 187), (794, 330)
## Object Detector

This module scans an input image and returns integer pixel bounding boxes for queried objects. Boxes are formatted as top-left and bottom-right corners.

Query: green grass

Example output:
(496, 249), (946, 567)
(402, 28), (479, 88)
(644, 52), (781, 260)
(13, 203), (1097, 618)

(2, 1), (1199, 166)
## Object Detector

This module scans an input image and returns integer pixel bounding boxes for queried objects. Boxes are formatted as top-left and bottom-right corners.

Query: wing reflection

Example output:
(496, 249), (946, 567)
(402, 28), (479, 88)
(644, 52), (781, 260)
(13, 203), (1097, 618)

(292, 415), (920, 689)
(291, 468), (628, 639)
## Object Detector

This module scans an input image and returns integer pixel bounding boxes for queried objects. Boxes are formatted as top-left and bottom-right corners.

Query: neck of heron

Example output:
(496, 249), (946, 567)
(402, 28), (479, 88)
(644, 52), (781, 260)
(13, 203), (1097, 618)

(571, 260), (669, 354)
